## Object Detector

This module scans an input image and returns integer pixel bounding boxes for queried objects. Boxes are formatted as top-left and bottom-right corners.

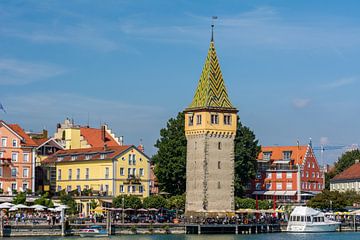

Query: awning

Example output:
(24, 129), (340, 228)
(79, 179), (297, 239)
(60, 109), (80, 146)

(274, 191), (286, 196)
(252, 191), (265, 195)
(274, 160), (290, 164)
(284, 191), (297, 196)
(264, 191), (275, 195)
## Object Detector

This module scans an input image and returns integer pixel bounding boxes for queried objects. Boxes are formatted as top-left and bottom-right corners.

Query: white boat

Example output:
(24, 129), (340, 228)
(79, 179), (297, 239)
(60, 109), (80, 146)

(287, 206), (341, 232)
(79, 225), (108, 237)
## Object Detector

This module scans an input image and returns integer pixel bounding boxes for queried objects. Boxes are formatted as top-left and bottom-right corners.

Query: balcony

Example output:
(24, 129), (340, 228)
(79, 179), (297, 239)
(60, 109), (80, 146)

(124, 175), (141, 185)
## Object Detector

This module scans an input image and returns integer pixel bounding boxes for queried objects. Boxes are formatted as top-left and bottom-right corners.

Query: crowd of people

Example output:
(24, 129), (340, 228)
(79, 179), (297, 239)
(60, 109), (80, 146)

(1, 211), (61, 225)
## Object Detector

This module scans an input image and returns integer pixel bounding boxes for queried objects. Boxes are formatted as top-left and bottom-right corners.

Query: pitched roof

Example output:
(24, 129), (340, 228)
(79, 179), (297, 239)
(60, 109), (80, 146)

(43, 145), (132, 164)
(331, 163), (360, 182)
(7, 124), (37, 147)
(80, 127), (120, 148)
(186, 39), (235, 111)
(258, 145), (309, 165)
(32, 138), (49, 146)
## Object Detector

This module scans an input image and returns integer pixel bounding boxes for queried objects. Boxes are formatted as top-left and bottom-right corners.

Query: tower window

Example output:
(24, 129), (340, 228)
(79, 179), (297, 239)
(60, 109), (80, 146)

(218, 142), (222, 150)
(224, 115), (231, 125)
(218, 181), (221, 189)
(196, 114), (202, 125)
(211, 114), (219, 124)
(218, 161), (221, 169)
(188, 115), (194, 126)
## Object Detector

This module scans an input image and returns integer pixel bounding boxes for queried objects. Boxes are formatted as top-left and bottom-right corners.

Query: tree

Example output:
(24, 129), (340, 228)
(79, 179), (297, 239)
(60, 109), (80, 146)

(34, 192), (54, 208)
(152, 112), (187, 195)
(142, 195), (167, 209)
(307, 190), (350, 210)
(234, 117), (261, 196)
(13, 192), (26, 205)
(89, 199), (98, 210)
(113, 195), (142, 209)
(59, 193), (78, 215)
(167, 195), (185, 211)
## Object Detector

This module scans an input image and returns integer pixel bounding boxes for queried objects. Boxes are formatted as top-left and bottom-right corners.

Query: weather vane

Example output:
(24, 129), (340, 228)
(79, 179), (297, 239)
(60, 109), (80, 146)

(211, 16), (218, 41)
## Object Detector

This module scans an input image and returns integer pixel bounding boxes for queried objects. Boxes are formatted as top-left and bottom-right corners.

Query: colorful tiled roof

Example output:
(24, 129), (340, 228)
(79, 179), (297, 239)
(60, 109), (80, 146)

(331, 163), (360, 181)
(80, 127), (120, 147)
(187, 39), (235, 111)
(43, 145), (132, 164)
(258, 145), (309, 165)
(32, 138), (49, 146)
(8, 124), (37, 147)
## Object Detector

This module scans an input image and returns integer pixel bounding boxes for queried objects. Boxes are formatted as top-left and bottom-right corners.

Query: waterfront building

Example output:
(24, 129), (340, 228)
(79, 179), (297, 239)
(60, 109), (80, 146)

(43, 145), (150, 215)
(252, 143), (324, 204)
(53, 118), (123, 149)
(330, 160), (360, 192)
(184, 28), (238, 216)
(0, 121), (37, 194)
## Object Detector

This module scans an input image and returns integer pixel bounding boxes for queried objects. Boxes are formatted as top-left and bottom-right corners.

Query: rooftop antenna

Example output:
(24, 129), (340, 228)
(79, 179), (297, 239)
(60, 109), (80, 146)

(211, 16), (218, 42)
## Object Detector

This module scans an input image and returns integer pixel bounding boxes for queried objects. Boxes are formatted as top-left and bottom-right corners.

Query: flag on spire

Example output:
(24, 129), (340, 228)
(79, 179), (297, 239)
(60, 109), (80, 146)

(0, 103), (6, 113)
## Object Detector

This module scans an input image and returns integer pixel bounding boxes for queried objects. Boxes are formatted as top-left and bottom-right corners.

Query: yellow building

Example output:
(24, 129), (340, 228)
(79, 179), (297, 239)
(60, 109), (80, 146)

(43, 145), (150, 215)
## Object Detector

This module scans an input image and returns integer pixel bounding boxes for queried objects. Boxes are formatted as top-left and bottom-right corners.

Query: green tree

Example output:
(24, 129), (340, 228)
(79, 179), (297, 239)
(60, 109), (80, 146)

(234, 117), (261, 196)
(89, 199), (98, 210)
(12, 192), (26, 205)
(34, 192), (54, 208)
(235, 197), (255, 209)
(59, 193), (78, 215)
(113, 195), (142, 209)
(152, 112), (187, 196)
(143, 195), (168, 209)
(334, 150), (360, 175)
(307, 190), (349, 210)
(167, 195), (185, 211)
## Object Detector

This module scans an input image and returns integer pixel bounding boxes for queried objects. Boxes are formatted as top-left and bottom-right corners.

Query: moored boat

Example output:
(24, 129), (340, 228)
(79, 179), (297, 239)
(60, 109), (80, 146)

(287, 206), (340, 232)
(79, 225), (108, 237)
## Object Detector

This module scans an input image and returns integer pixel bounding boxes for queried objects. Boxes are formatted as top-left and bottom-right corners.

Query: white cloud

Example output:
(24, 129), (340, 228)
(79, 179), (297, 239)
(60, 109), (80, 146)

(325, 77), (357, 89)
(0, 58), (66, 85)
(292, 98), (311, 109)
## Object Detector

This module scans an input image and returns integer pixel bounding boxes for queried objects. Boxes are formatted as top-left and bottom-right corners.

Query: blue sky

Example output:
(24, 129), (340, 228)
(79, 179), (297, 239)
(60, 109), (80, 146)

(1, 0), (360, 163)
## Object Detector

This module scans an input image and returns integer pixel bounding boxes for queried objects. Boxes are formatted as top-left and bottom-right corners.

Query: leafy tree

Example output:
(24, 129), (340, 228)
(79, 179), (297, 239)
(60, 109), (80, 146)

(334, 150), (360, 175)
(13, 192), (26, 205)
(167, 195), (185, 211)
(59, 193), (78, 215)
(234, 117), (261, 196)
(235, 197), (271, 210)
(143, 195), (167, 209)
(152, 112), (187, 195)
(113, 195), (142, 209)
(34, 192), (54, 208)
(307, 190), (350, 210)
(89, 199), (98, 210)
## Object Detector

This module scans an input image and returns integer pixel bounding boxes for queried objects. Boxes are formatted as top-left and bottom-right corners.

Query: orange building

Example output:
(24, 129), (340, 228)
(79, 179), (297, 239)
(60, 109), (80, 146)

(252, 142), (324, 204)
(0, 121), (37, 194)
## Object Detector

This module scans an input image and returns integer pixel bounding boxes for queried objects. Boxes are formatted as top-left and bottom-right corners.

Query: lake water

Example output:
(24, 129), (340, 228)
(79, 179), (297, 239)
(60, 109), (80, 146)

(2, 232), (360, 240)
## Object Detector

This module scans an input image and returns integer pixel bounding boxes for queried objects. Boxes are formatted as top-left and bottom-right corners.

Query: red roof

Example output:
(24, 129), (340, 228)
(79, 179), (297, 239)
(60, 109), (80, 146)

(80, 127), (120, 148)
(258, 145), (309, 165)
(332, 163), (360, 181)
(32, 138), (49, 146)
(8, 124), (37, 147)
(43, 145), (132, 164)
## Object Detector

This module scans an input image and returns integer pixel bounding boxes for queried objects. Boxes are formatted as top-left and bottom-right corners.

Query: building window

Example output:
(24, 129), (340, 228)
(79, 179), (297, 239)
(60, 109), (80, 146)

(105, 184), (109, 193)
(120, 168), (124, 176)
(224, 115), (231, 125)
(23, 168), (29, 178)
(76, 169), (80, 180)
(218, 161), (221, 169)
(57, 186), (62, 191)
(132, 154), (136, 165)
(139, 168), (144, 176)
(283, 151), (292, 160)
(217, 181), (221, 189)
(301, 171), (304, 177)
(263, 152), (272, 161)
(68, 169), (72, 180)
(128, 186), (131, 193)
(139, 185), (144, 193)
(77, 185), (81, 193)
(132, 186), (136, 192)
(276, 183), (282, 190)
(132, 168), (136, 176)
(11, 152), (18, 162)
(286, 172), (292, 179)
(266, 183), (271, 190)
(71, 155), (77, 161)
(100, 154), (106, 159)
(22, 183), (28, 191)
(85, 168), (89, 179)
(306, 172), (309, 177)
(255, 183), (261, 190)
(67, 186), (72, 192)
(105, 167), (109, 179)
(23, 153), (29, 162)
(318, 183), (321, 189)
(1, 138), (7, 147)
(276, 172), (282, 179)
(286, 182), (292, 190)
(0, 152), (3, 158)
(188, 116), (194, 126)
(0, 167), (2, 177)
(266, 172), (272, 179)
(312, 172), (315, 178)
(12, 139), (17, 147)
(316, 172), (319, 178)
(58, 169), (61, 180)
(128, 154), (132, 165)
(128, 168), (131, 177)
(120, 185), (124, 193)
(11, 183), (17, 191)
(57, 156), (63, 162)
(308, 162), (311, 168)
(217, 142), (222, 150)
(196, 114), (202, 125)
(11, 168), (17, 177)
(85, 155), (91, 160)
(211, 114), (219, 124)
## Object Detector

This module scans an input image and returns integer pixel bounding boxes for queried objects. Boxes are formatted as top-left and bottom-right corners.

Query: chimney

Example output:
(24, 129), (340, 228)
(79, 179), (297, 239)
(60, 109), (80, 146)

(101, 125), (106, 143)
(43, 129), (48, 138)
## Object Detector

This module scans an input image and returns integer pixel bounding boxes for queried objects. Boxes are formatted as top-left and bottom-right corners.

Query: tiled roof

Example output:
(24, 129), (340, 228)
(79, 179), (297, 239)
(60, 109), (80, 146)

(43, 145), (132, 164)
(258, 145), (309, 165)
(8, 124), (37, 147)
(80, 127), (120, 147)
(32, 138), (49, 146)
(331, 163), (360, 181)
(186, 39), (235, 111)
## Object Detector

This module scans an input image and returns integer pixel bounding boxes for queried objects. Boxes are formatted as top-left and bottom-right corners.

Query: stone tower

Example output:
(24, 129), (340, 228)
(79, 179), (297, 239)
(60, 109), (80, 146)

(184, 28), (237, 216)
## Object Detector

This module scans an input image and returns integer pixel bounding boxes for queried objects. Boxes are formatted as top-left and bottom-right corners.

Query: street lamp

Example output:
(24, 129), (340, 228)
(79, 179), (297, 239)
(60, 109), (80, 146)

(122, 196), (125, 224)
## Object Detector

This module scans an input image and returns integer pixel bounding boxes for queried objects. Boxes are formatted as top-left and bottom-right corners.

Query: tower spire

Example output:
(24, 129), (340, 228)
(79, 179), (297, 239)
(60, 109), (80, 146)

(211, 16), (217, 42)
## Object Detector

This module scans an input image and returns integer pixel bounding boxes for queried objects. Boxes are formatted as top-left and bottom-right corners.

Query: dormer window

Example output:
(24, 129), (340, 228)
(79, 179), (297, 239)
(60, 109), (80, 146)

(85, 155), (91, 160)
(100, 153), (106, 159)
(263, 152), (272, 161)
(283, 151), (292, 160)
(211, 114), (219, 124)
(57, 156), (63, 162)
(71, 155), (77, 161)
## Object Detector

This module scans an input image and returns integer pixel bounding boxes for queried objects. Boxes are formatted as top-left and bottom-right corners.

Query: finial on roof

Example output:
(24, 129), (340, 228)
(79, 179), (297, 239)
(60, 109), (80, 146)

(211, 16), (218, 42)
